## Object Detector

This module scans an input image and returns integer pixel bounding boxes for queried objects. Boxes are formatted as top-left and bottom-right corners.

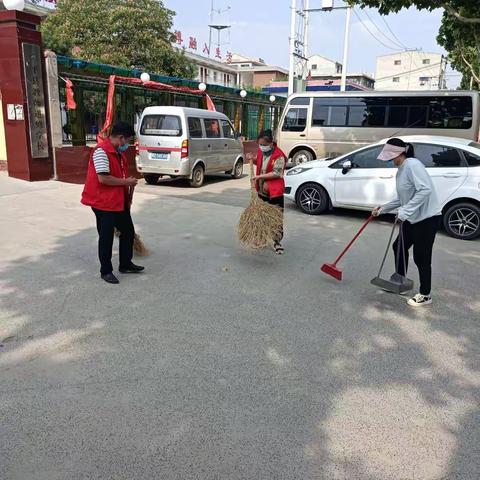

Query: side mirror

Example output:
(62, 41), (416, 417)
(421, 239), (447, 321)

(342, 160), (352, 175)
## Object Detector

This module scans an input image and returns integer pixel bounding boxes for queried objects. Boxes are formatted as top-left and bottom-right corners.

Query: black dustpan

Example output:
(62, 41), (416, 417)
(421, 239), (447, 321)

(371, 220), (414, 294)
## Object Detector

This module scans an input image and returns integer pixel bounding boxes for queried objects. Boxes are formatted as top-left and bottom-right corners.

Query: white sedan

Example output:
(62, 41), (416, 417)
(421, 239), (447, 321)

(284, 135), (480, 240)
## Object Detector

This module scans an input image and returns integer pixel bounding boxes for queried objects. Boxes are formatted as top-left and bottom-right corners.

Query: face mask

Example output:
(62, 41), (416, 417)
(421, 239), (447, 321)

(117, 143), (130, 153)
(259, 144), (272, 153)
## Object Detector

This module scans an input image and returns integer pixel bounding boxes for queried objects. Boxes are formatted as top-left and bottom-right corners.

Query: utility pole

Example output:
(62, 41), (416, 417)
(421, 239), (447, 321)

(288, 0), (309, 96)
(438, 54), (445, 90)
(288, 0), (298, 96)
(340, 7), (351, 92)
(303, 0), (310, 63)
(208, 0), (213, 58)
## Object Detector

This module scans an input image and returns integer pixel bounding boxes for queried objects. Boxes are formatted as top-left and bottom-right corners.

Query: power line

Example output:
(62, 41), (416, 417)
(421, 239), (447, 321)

(353, 9), (404, 52)
(375, 61), (442, 81)
(378, 14), (410, 50)
(362, 9), (406, 50)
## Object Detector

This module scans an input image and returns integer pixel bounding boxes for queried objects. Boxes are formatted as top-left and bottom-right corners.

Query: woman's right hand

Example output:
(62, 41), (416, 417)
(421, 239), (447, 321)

(372, 206), (382, 217)
(246, 152), (255, 163)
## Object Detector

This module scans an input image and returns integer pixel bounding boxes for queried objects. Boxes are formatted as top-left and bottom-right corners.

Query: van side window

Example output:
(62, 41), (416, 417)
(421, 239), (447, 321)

(140, 115), (182, 136)
(306, 95), (472, 129)
(220, 120), (235, 138)
(290, 97), (311, 106)
(282, 108), (307, 132)
(188, 117), (203, 138)
(205, 119), (221, 138)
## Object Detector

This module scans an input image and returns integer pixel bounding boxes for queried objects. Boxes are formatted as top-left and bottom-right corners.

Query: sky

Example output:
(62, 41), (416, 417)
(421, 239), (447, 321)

(164, 0), (461, 88)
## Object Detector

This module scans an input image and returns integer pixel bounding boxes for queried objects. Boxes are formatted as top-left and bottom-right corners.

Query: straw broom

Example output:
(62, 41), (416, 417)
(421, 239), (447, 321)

(237, 156), (283, 250)
(114, 185), (149, 256)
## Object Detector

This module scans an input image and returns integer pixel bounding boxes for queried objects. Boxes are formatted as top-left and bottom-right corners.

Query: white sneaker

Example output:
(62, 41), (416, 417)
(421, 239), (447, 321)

(407, 293), (432, 307)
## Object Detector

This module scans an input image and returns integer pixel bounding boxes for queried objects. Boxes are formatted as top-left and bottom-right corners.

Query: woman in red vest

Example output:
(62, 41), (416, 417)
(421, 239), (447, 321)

(81, 122), (144, 284)
(249, 129), (287, 254)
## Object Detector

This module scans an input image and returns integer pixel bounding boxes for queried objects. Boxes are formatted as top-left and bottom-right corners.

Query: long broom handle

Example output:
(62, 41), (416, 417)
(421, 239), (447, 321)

(248, 153), (256, 193)
(394, 221), (408, 276)
(332, 215), (374, 266)
(376, 220), (397, 277)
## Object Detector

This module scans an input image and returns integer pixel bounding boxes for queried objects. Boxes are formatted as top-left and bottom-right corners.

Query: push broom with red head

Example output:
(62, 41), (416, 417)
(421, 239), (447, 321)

(321, 215), (374, 281)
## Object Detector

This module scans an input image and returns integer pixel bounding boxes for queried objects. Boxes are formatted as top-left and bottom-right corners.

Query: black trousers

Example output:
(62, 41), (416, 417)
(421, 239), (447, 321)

(259, 194), (284, 243)
(393, 216), (440, 296)
(92, 208), (134, 275)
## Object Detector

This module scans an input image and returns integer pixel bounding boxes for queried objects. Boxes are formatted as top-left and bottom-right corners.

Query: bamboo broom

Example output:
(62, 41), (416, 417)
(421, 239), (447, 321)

(114, 185), (149, 256)
(237, 154), (283, 250)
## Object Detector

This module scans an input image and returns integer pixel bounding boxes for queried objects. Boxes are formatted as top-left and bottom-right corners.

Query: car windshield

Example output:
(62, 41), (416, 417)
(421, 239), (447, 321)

(468, 141), (480, 150)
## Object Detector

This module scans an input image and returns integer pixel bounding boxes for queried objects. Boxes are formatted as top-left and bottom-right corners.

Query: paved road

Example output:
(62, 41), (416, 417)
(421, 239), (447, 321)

(1, 172), (479, 480)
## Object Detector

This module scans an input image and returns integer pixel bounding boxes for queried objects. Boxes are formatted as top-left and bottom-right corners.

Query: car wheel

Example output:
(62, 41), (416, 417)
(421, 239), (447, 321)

(144, 174), (160, 185)
(231, 159), (244, 179)
(443, 202), (480, 240)
(292, 149), (314, 166)
(296, 183), (328, 215)
(189, 164), (205, 188)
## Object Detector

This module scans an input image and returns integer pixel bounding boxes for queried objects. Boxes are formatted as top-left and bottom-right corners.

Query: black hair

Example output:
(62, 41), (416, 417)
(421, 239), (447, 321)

(386, 137), (415, 158)
(111, 122), (135, 138)
(258, 129), (274, 143)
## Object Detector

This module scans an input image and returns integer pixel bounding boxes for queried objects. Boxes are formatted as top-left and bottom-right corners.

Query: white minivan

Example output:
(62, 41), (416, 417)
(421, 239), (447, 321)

(136, 106), (244, 187)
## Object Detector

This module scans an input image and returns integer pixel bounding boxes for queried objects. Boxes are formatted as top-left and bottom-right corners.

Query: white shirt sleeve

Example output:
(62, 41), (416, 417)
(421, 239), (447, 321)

(93, 148), (110, 174)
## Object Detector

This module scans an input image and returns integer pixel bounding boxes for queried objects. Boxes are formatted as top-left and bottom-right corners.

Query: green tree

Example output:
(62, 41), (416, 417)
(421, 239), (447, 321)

(41, 0), (195, 79)
(346, 0), (480, 88)
(437, 6), (480, 89)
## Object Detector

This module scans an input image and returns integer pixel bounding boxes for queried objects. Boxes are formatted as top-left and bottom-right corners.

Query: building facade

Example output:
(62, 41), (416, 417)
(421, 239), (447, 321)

(262, 77), (374, 97)
(183, 50), (239, 88)
(375, 51), (447, 91)
(306, 54), (375, 90)
(307, 54), (342, 77)
(227, 53), (289, 89)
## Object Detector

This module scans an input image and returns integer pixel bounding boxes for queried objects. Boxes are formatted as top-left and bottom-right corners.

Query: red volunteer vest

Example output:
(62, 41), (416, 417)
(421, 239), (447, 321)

(255, 144), (286, 198)
(81, 137), (129, 212)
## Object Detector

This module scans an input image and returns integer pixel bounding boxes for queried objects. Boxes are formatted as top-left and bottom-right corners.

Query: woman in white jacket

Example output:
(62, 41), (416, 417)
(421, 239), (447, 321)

(373, 138), (442, 307)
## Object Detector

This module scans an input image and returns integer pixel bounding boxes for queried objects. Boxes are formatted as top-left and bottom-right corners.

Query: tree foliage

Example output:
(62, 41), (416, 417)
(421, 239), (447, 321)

(347, 0), (480, 89)
(437, 4), (480, 89)
(41, 0), (195, 79)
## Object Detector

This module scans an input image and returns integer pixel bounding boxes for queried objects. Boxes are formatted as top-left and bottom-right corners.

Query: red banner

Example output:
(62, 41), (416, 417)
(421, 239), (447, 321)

(97, 75), (117, 143)
(97, 75), (217, 142)
(65, 77), (76, 110)
(205, 94), (216, 112)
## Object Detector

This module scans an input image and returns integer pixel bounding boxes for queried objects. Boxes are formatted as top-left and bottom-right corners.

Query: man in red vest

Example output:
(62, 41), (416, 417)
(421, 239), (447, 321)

(81, 122), (144, 284)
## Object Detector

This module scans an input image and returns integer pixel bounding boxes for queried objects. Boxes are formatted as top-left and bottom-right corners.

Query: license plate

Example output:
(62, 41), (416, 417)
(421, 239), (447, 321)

(151, 152), (169, 160)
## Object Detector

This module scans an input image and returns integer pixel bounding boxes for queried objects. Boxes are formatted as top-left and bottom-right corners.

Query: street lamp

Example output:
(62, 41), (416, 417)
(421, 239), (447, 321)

(269, 95), (276, 129)
(140, 72), (150, 83)
(198, 82), (207, 92)
(238, 89), (247, 139)
(3, 0), (25, 10)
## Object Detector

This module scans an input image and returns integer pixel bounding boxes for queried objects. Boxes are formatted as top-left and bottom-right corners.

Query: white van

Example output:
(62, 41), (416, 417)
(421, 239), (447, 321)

(136, 106), (244, 187)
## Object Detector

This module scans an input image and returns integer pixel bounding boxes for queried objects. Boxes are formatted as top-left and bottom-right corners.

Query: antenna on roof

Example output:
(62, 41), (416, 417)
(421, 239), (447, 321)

(208, 0), (231, 58)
